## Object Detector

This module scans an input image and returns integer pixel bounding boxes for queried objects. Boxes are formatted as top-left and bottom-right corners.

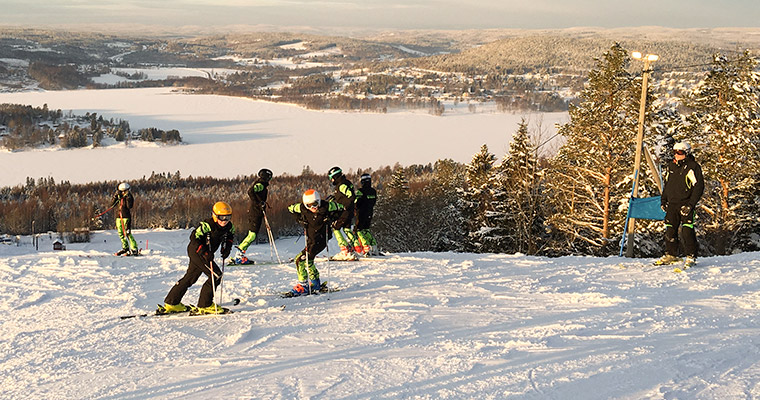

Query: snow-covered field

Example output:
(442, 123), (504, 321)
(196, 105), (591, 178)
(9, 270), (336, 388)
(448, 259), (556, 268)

(0, 88), (567, 188)
(2, 229), (760, 399)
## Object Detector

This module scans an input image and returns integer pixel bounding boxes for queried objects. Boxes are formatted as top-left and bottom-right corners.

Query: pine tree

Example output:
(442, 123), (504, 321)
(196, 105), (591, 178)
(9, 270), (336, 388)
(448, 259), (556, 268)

(545, 43), (658, 254)
(681, 50), (760, 253)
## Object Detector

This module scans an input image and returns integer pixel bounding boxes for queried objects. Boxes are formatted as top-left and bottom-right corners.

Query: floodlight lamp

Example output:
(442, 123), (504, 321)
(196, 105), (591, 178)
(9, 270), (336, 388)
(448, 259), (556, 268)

(646, 54), (659, 62)
(632, 51), (643, 59)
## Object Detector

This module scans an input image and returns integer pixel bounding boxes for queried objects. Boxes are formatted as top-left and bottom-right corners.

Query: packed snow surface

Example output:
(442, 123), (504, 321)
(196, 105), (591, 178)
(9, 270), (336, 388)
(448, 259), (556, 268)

(2, 229), (760, 399)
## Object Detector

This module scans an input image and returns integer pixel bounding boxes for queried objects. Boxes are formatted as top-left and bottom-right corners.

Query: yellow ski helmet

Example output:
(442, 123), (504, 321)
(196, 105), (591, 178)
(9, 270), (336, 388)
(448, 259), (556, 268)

(212, 201), (233, 222)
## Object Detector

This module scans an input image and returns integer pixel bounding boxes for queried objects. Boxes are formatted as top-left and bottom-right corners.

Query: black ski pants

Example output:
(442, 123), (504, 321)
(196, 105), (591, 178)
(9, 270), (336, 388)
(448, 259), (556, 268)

(164, 243), (222, 308)
(248, 208), (264, 236)
(664, 203), (698, 258)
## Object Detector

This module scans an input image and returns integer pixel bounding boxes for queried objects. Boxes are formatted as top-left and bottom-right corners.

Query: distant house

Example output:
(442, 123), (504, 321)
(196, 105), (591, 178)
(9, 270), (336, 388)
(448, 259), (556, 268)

(53, 240), (65, 251)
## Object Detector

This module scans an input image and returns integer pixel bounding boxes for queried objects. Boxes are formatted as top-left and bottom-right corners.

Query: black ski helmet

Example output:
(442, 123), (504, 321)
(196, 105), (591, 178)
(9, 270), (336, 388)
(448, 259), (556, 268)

(328, 166), (343, 180)
(258, 168), (273, 182)
(360, 173), (371, 186)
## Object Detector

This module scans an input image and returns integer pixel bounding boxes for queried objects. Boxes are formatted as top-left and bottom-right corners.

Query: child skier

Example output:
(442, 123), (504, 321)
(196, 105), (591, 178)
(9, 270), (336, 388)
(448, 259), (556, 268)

(287, 189), (345, 296)
(236, 168), (273, 255)
(110, 182), (139, 256)
(161, 201), (235, 314)
(354, 173), (379, 256)
(327, 166), (361, 260)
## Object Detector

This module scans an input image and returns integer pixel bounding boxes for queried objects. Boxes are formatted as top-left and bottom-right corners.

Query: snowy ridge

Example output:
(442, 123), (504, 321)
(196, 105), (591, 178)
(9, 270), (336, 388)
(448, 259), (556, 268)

(2, 229), (760, 398)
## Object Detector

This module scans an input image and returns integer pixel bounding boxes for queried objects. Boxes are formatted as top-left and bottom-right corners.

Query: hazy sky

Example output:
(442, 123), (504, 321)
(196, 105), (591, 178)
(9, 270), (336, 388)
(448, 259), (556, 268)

(0, 0), (757, 30)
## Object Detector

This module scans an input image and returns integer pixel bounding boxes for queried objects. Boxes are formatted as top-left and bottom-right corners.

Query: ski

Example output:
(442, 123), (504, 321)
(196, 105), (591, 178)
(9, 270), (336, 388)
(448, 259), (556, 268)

(279, 282), (340, 298)
(227, 259), (283, 267)
(120, 298), (240, 320)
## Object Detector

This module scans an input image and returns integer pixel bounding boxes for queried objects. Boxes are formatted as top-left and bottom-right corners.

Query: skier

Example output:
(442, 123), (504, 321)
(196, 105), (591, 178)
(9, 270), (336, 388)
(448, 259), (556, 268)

(655, 141), (704, 267)
(161, 201), (235, 314)
(110, 182), (139, 256)
(354, 173), (379, 256)
(327, 166), (361, 260)
(236, 168), (273, 254)
(286, 189), (345, 296)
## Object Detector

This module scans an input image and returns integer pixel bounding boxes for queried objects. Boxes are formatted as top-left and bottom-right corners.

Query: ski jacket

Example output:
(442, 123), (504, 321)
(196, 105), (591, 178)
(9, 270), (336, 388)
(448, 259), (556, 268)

(355, 184), (377, 221)
(288, 200), (345, 242)
(247, 178), (269, 210)
(661, 154), (704, 209)
(331, 175), (356, 216)
(189, 217), (235, 259)
(111, 190), (134, 219)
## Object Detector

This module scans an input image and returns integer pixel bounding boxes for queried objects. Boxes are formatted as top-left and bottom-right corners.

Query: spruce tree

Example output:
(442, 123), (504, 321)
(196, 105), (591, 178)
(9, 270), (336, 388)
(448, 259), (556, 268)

(462, 144), (498, 252)
(494, 119), (543, 254)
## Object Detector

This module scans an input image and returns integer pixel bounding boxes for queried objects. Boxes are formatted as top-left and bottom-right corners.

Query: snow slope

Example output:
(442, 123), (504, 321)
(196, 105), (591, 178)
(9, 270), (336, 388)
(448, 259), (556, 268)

(2, 229), (760, 399)
(0, 88), (567, 188)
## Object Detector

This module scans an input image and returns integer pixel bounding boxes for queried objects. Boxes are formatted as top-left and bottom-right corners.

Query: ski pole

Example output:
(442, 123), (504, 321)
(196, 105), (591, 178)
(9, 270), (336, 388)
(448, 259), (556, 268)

(304, 229), (311, 295)
(263, 210), (282, 264)
(219, 257), (226, 309)
(325, 223), (331, 298)
(92, 204), (115, 220)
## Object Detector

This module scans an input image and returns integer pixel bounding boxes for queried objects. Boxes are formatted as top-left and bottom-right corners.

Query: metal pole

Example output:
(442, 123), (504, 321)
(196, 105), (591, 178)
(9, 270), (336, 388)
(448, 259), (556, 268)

(625, 57), (652, 257)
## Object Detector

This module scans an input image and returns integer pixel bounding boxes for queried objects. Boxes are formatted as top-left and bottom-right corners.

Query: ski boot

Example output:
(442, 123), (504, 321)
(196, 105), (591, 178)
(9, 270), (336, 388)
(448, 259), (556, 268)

(191, 303), (228, 315)
(333, 246), (359, 261)
(115, 248), (129, 256)
(289, 281), (310, 296)
(156, 302), (190, 315)
(309, 278), (322, 293)
(683, 256), (696, 269)
(654, 254), (681, 266)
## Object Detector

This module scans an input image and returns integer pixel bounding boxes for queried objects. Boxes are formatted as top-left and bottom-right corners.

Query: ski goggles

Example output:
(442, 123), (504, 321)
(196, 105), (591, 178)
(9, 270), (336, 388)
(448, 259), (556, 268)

(215, 214), (232, 221)
(674, 150), (686, 155)
(305, 201), (320, 210)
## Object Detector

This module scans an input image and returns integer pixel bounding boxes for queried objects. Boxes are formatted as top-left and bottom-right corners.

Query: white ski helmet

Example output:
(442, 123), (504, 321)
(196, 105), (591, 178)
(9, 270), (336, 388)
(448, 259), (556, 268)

(673, 141), (691, 154)
(302, 189), (321, 208)
(118, 182), (130, 191)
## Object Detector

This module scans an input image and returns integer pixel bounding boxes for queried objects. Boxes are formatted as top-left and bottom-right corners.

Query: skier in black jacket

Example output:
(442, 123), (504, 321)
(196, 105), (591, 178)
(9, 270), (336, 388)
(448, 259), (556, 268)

(110, 182), (139, 256)
(237, 168), (273, 253)
(286, 189), (345, 296)
(355, 173), (379, 256)
(328, 166), (361, 260)
(162, 201), (235, 314)
(656, 142), (704, 267)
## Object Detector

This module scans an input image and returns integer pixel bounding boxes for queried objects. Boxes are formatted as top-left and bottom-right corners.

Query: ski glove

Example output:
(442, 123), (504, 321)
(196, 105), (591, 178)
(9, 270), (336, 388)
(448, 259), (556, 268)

(196, 244), (213, 262)
(680, 205), (692, 217)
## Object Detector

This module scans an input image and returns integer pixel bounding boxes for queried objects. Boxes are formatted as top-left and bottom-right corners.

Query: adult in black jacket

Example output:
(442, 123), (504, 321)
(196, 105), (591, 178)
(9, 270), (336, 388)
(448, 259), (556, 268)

(355, 173), (378, 256)
(238, 168), (273, 252)
(657, 142), (704, 266)
(287, 189), (344, 295)
(111, 182), (139, 256)
(162, 202), (235, 314)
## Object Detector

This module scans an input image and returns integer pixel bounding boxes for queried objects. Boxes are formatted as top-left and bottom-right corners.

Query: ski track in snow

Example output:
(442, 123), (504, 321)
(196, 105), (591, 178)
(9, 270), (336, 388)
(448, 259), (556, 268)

(2, 230), (760, 399)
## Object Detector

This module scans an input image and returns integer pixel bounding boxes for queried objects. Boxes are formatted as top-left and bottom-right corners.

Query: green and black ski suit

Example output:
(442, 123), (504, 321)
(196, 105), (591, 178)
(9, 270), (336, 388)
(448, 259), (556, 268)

(661, 154), (704, 257)
(247, 178), (268, 234)
(354, 181), (378, 250)
(288, 200), (344, 282)
(330, 174), (359, 248)
(110, 190), (137, 252)
(164, 218), (235, 308)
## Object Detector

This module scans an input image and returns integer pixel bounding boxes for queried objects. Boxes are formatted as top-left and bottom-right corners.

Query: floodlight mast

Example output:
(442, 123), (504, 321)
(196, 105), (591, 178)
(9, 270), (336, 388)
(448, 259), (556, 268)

(625, 51), (659, 258)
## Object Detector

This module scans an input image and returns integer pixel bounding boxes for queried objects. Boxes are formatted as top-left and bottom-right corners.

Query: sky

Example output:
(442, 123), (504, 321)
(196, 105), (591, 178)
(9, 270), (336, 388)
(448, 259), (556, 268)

(0, 0), (757, 31)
